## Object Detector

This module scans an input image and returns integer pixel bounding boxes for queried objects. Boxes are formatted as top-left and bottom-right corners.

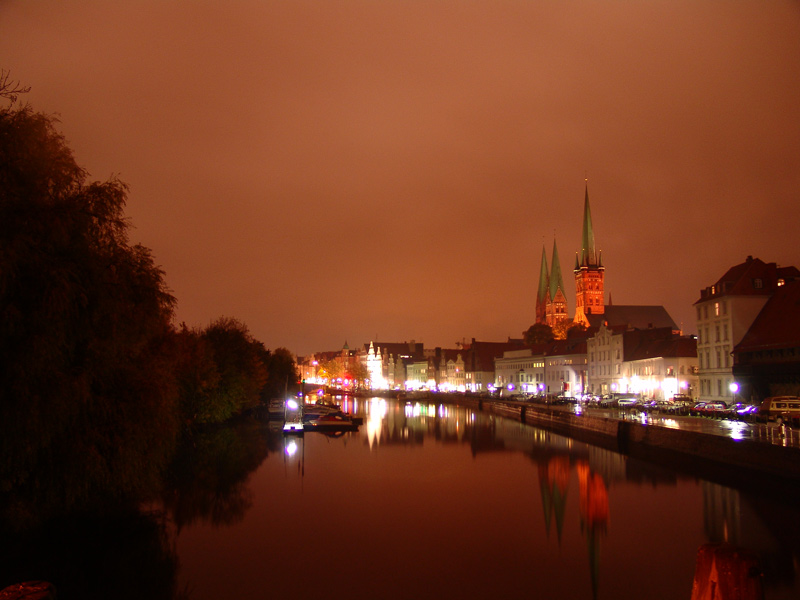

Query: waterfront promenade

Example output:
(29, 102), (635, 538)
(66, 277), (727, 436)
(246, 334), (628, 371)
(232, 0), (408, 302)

(408, 392), (800, 493)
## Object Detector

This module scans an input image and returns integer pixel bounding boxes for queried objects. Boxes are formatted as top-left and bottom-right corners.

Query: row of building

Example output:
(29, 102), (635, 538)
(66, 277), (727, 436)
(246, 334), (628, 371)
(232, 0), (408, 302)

(298, 185), (799, 404)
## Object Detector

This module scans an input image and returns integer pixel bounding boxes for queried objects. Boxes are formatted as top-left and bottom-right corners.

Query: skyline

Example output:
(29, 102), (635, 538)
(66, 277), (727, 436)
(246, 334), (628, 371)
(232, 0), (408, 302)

(2, 1), (798, 356)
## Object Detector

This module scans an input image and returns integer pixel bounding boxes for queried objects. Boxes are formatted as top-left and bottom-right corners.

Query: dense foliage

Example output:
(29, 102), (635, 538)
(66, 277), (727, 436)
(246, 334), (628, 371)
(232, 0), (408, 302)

(0, 80), (298, 526)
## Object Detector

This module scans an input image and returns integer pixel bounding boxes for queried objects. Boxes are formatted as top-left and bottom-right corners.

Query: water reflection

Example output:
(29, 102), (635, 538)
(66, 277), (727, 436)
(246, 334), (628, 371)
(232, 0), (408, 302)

(2, 399), (800, 599)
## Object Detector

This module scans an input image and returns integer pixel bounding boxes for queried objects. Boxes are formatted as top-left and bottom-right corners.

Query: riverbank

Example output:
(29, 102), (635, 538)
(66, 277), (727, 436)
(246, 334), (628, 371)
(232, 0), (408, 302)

(425, 393), (800, 493)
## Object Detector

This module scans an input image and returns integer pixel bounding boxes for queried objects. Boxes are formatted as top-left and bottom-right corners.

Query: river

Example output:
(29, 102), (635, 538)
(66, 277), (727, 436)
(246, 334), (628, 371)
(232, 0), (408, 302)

(3, 396), (799, 599)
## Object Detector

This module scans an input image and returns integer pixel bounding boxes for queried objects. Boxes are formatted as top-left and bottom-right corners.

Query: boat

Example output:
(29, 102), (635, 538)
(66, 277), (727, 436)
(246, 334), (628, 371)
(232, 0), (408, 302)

(268, 398), (285, 419)
(304, 411), (360, 432)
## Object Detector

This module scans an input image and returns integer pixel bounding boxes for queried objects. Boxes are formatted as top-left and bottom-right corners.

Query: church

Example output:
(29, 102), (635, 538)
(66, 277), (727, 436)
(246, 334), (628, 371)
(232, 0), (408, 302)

(536, 184), (677, 333)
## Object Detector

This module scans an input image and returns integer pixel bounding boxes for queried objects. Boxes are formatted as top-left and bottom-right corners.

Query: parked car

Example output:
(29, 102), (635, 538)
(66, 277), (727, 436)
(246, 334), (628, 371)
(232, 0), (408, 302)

(689, 401), (708, 416)
(757, 396), (800, 425)
(735, 404), (759, 421)
(617, 397), (640, 408)
(699, 402), (728, 418)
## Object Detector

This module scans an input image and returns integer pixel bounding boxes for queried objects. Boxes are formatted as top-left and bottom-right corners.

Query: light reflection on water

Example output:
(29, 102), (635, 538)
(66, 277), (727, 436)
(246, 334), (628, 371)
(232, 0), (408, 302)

(173, 398), (800, 600)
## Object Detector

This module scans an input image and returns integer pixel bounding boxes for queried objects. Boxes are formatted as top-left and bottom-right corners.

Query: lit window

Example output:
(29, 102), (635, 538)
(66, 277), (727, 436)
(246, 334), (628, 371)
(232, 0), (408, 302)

(715, 302), (720, 316)
(778, 278), (785, 287)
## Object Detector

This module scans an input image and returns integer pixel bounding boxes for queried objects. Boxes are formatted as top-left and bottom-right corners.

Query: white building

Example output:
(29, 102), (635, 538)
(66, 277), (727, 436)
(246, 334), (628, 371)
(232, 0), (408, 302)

(695, 257), (799, 402)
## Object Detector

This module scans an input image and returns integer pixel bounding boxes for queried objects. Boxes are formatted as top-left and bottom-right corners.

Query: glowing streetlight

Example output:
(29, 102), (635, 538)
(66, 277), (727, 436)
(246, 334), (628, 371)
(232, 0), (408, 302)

(729, 382), (739, 403)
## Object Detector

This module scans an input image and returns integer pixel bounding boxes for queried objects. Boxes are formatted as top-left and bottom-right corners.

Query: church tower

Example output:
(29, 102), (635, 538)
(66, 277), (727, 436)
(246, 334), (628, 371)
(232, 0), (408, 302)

(573, 182), (605, 326)
(535, 245), (549, 325)
(546, 239), (569, 327)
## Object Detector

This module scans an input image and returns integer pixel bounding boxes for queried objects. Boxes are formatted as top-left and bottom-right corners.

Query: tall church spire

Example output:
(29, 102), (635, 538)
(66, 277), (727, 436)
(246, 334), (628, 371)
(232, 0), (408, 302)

(546, 238), (569, 328)
(549, 239), (565, 302)
(580, 182), (599, 268)
(535, 245), (550, 324)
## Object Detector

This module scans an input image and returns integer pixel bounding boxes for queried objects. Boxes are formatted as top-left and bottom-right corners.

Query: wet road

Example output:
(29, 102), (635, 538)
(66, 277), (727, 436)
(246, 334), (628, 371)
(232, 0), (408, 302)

(570, 404), (800, 448)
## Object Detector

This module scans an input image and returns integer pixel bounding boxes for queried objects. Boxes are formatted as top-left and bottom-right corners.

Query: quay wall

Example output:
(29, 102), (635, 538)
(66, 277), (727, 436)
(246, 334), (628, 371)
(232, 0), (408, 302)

(425, 394), (800, 486)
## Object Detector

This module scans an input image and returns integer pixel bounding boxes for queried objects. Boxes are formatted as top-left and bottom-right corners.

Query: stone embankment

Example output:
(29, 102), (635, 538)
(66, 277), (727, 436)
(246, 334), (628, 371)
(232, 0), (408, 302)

(428, 393), (800, 490)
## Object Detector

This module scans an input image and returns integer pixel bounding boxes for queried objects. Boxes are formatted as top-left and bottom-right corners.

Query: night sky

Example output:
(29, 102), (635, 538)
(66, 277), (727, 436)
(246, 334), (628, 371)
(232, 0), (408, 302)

(2, 1), (798, 356)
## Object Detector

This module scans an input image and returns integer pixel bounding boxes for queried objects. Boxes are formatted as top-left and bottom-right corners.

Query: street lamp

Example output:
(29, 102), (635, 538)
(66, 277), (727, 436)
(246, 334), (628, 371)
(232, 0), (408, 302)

(729, 381), (739, 403)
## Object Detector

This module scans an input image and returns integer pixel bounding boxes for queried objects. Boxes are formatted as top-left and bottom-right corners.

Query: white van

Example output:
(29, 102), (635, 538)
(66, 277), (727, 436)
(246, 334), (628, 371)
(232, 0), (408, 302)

(757, 396), (800, 425)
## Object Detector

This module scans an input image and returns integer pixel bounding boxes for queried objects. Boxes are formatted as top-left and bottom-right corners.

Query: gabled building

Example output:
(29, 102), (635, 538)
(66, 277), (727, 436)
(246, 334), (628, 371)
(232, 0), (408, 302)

(733, 279), (800, 403)
(695, 256), (800, 402)
(360, 340), (425, 390)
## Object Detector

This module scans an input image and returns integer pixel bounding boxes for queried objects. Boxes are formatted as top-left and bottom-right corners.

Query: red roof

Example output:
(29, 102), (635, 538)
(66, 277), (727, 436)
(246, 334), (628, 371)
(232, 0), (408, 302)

(696, 256), (800, 303)
(734, 280), (800, 353)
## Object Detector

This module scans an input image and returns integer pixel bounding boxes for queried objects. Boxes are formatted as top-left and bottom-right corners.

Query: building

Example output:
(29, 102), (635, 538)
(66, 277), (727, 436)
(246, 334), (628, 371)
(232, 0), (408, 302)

(587, 325), (697, 399)
(695, 256), (800, 402)
(461, 338), (526, 393)
(360, 340), (425, 390)
(733, 279), (800, 403)
(623, 334), (698, 401)
(494, 348), (546, 396)
(544, 338), (588, 397)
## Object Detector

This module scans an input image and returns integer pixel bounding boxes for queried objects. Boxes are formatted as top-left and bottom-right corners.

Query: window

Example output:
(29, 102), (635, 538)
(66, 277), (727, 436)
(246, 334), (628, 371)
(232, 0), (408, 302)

(722, 301), (727, 315)
(753, 278), (763, 289)
(696, 306), (702, 320)
(715, 302), (720, 316)
(715, 326), (720, 342)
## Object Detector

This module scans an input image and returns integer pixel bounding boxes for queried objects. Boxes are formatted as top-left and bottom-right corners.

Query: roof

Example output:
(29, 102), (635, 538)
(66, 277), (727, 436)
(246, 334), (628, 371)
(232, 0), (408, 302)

(734, 280), (800, 353)
(363, 341), (425, 360)
(695, 256), (800, 304)
(626, 336), (697, 362)
(464, 340), (528, 371)
(586, 305), (677, 330)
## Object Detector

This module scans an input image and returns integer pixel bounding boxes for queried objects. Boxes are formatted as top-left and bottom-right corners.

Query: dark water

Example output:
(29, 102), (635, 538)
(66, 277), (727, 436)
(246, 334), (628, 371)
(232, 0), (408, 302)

(3, 397), (800, 599)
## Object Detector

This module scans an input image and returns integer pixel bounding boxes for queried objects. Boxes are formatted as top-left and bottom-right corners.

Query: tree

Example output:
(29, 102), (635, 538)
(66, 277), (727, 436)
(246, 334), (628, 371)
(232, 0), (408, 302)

(523, 323), (555, 345)
(348, 361), (370, 390)
(199, 317), (268, 423)
(259, 346), (299, 401)
(318, 359), (342, 385)
(0, 96), (180, 520)
(0, 70), (30, 104)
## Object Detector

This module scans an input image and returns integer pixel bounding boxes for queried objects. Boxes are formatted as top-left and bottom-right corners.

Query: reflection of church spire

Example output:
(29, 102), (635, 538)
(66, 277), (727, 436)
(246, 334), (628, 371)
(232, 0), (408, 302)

(578, 462), (609, 600)
(538, 456), (570, 542)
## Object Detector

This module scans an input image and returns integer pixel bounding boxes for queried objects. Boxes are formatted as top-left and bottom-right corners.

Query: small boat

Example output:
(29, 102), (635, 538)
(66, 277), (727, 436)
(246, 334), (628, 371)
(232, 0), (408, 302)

(304, 411), (360, 432)
(268, 398), (285, 419)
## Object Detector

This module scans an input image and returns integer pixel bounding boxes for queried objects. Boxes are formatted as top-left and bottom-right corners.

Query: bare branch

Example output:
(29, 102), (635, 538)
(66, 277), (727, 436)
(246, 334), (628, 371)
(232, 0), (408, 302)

(0, 70), (31, 104)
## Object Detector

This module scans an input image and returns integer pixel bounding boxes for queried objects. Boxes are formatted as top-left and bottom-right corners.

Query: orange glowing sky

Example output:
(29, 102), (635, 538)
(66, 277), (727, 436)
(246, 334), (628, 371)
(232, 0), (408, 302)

(2, 1), (799, 356)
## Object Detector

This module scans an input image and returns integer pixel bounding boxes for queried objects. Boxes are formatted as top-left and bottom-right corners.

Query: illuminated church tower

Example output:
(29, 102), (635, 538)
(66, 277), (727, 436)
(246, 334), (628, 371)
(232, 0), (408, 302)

(535, 240), (569, 327)
(573, 183), (605, 326)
